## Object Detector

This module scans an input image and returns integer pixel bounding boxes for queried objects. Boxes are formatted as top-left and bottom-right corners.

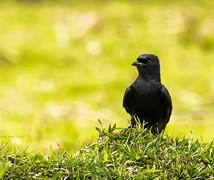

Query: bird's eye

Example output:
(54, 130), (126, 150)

(147, 59), (151, 64)
(138, 58), (152, 64)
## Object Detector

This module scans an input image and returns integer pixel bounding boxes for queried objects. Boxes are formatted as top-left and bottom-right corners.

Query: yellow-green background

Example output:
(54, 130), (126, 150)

(0, 1), (213, 153)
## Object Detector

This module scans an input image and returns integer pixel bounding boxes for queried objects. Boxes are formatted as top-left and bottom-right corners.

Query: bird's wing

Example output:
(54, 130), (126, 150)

(123, 85), (133, 114)
(160, 85), (172, 122)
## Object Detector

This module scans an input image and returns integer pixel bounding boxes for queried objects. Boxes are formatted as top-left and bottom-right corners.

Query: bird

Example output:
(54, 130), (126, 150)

(123, 54), (172, 134)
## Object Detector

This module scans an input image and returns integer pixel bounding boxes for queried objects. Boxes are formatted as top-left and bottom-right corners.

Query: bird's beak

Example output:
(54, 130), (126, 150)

(132, 61), (145, 67)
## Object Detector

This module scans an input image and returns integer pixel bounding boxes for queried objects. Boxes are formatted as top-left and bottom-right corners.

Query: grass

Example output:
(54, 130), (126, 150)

(1, 124), (213, 179)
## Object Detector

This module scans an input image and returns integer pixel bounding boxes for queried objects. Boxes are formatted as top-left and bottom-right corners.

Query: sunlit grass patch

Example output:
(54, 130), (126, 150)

(1, 124), (213, 179)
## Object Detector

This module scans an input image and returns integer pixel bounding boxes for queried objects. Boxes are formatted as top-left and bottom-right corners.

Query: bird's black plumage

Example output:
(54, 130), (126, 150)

(123, 54), (172, 134)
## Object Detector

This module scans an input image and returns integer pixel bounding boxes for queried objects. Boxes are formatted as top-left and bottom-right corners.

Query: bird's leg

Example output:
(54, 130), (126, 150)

(155, 122), (160, 135)
(151, 122), (166, 135)
(130, 116), (136, 128)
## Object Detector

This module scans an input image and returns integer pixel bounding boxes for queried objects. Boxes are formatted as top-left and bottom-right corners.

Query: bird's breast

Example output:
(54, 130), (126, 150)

(131, 83), (164, 118)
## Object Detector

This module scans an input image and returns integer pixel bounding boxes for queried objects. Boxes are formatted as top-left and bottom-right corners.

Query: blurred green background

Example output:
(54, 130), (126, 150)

(0, 1), (213, 153)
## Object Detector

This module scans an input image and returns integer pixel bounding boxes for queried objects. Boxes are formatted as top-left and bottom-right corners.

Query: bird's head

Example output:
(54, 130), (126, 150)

(132, 54), (161, 80)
